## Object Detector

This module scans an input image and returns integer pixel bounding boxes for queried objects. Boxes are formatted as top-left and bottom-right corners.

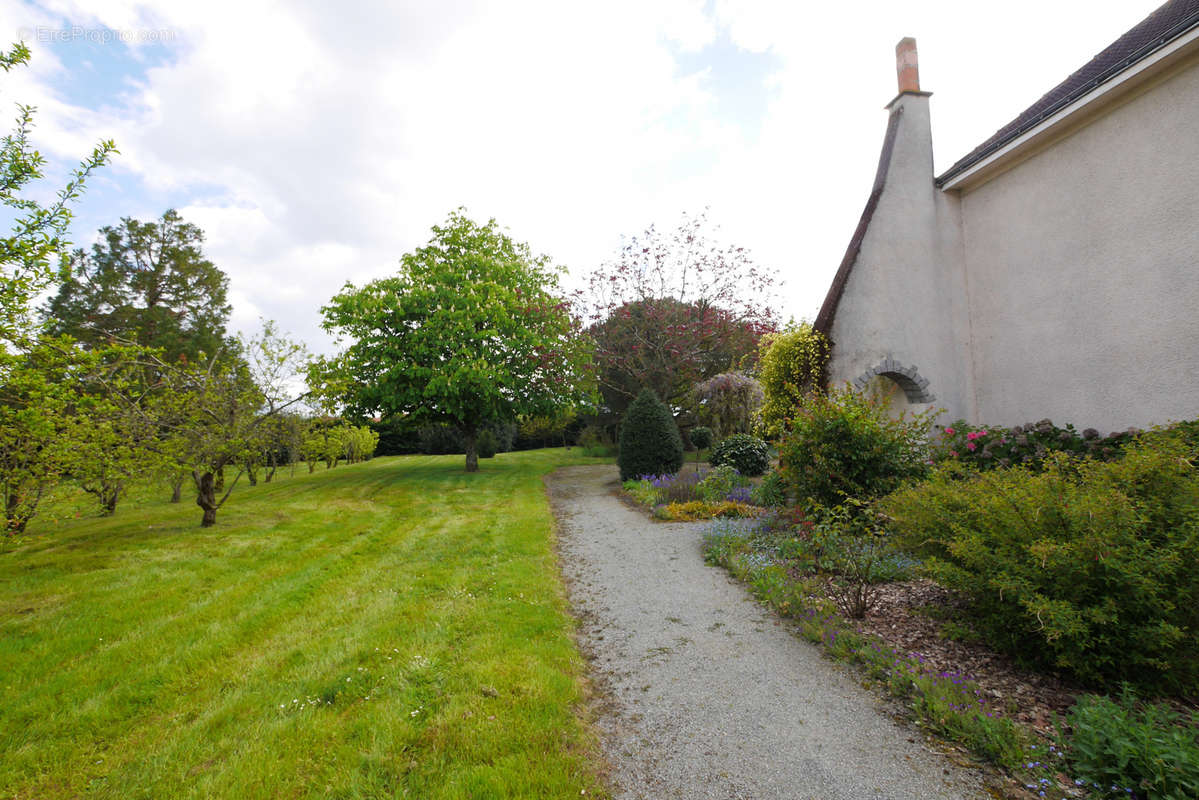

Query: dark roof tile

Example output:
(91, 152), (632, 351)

(936, 0), (1199, 185)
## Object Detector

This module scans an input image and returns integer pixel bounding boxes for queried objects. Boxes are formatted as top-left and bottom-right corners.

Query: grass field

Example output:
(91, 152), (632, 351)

(0, 450), (610, 799)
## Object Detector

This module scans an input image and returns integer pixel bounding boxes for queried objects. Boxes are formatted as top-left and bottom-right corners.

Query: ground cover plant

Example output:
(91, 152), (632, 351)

(0, 450), (609, 799)
(1060, 690), (1199, 800)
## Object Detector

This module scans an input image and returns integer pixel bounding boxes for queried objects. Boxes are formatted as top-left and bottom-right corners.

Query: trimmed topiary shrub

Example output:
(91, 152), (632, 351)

(618, 388), (683, 482)
(777, 388), (933, 510)
(883, 434), (1199, 694)
(709, 433), (770, 477)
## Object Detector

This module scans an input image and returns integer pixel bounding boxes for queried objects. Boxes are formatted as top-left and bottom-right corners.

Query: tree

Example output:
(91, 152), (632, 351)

(617, 388), (683, 482)
(317, 209), (593, 472)
(0, 337), (143, 532)
(135, 322), (307, 526)
(44, 209), (231, 363)
(0, 42), (115, 344)
(581, 210), (778, 419)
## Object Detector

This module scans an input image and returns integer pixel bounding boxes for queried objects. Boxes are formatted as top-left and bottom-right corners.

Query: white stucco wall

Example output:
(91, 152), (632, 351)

(959, 59), (1199, 432)
(826, 93), (973, 422)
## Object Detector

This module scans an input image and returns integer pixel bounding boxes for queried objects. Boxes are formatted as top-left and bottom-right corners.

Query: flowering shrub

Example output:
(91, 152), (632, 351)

(777, 388), (934, 512)
(934, 418), (1138, 470)
(883, 435), (1199, 694)
(708, 433), (771, 477)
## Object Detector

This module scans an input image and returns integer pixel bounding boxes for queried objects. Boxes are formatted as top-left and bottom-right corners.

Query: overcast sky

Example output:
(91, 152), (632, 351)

(0, 0), (1165, 352)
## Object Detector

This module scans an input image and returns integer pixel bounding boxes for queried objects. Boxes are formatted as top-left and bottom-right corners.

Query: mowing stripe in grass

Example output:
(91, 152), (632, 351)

(0, 450), (609, 799)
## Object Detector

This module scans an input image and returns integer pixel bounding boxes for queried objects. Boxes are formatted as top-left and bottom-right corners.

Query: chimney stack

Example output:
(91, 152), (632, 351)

(896, 37), (920, 94)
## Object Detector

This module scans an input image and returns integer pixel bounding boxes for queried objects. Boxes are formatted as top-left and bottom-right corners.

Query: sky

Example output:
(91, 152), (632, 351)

(0, 0), (1167, 353)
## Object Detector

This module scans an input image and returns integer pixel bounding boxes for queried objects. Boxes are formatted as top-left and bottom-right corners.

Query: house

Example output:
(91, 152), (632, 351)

(814, 0), (1199, 433)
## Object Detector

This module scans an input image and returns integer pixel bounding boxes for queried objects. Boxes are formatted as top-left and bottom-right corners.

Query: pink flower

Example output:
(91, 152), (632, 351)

(949, 450), (958, 457)
(945, 427), (955, 435)
(966, 442), (977, 451)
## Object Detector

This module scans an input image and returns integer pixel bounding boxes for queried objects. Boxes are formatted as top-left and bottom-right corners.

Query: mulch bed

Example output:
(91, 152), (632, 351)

(814, 578), (1082, 738)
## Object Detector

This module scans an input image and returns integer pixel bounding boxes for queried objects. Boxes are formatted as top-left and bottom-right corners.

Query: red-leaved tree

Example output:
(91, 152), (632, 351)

(580, 210), (779, 420)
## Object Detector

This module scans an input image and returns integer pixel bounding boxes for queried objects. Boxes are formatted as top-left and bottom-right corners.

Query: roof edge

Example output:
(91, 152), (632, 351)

(937, 1), (1199, 187)
(813, 105), (904, 338)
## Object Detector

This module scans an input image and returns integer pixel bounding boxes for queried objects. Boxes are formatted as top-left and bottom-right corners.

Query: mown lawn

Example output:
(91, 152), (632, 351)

(0, 450), (609, 799)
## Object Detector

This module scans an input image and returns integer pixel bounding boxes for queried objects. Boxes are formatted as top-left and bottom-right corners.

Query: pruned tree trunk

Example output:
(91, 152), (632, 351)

(197, 471), (218, 527)
(463, 426), (479, 473)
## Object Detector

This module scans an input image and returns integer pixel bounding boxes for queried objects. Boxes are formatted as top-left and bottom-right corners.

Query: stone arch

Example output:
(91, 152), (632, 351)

(851, 358), (935, 404)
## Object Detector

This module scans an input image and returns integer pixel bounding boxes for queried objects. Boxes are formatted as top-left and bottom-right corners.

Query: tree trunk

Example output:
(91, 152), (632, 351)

(265, 452), (277, 484)
(307, 460), (316, 474)
(101, 481), (122, 515)
(196, 471), (218, 527)
(215, 466), (225, 493)
(245, 461), (258, 487)
(170, 476), (184, 503)
(463, 426), (479, 473)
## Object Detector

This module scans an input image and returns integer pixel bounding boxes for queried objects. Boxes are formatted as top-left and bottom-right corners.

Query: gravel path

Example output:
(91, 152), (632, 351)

(548, 464), (988, 800)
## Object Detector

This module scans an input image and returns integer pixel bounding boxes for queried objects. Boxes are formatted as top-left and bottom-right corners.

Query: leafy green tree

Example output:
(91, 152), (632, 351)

(617, 388), (683, 482)
(318, 209), (593, 472)
(45, 209), (231, 362)
(0, 337), (140, 532)
(0, 42), (116, 344)
(138, 322), (307, 526)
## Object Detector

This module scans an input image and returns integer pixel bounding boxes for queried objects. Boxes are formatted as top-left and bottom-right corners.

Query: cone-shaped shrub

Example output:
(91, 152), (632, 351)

(618, 388), (683, 481)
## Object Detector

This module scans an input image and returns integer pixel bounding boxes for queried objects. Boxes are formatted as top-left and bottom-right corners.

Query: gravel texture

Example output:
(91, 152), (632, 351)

(548, 464), (988, 800)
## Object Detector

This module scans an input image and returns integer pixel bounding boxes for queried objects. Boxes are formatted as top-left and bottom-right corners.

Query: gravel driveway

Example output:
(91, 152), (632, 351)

(548, 464), (988, 800)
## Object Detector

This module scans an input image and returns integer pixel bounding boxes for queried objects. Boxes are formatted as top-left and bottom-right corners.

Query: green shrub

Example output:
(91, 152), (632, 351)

(777, 388), (933, 510)
(709, 433), (770, 477)
(617, 388), (683, 482)
(477, 429), (498, 459)
(1062, 689), (1199, 800)
(883, 436), (1199, 693)
(751, 469), (787, 507)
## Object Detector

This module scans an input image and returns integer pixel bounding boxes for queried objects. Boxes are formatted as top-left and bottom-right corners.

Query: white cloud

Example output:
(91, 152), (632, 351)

(0, 0), (1168, 350)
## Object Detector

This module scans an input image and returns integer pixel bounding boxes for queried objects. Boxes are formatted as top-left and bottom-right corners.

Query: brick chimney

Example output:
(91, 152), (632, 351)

(896, 37), (920, 94)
